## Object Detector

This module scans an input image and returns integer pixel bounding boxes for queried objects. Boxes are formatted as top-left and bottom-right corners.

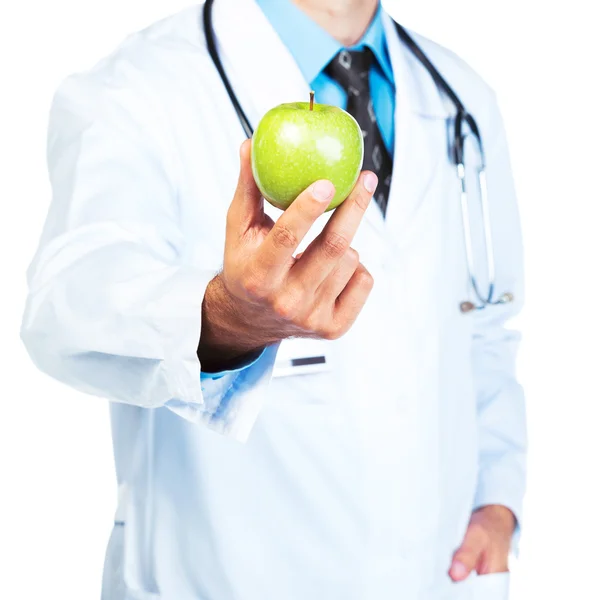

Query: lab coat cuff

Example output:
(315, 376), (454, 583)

(473, 466), (525, 557)
(171, 343), (279, 441)
(163, 266), (278, 440)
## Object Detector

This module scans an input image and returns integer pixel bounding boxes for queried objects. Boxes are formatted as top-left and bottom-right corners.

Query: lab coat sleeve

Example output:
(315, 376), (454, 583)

(471, 95), (527, 547)
(20, 72), (277, 442)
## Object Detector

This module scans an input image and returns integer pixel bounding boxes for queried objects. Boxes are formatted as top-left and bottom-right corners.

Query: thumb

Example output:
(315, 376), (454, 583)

(449, 525), (487, 582)
(229, 139), (263, 231)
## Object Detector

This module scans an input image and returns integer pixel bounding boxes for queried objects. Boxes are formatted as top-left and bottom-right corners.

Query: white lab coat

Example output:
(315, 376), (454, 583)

(21, 1), (526, 599)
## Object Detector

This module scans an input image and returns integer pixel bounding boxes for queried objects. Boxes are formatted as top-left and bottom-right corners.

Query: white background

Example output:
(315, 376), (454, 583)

(1, 1), (598, 598)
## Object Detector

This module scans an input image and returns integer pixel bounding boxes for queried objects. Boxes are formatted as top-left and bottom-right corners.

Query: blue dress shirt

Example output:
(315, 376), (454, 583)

(202, 0), (395, 382)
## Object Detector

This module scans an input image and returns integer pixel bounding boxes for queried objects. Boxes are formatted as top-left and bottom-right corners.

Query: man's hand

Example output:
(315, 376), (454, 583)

(449, 505), (516, 582)
(199, 140), (377, 372)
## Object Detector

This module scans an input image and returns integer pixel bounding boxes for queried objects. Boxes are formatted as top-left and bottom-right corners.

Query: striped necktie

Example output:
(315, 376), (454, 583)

(325, 48), (393, 216)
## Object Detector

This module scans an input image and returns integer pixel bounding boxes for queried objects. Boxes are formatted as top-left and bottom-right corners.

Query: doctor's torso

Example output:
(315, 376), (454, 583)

(28, 2), (523, 599)
(103, 5), (485, 600)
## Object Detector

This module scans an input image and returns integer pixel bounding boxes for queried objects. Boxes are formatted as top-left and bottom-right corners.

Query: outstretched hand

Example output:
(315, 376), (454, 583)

(199, 140), (377, 371)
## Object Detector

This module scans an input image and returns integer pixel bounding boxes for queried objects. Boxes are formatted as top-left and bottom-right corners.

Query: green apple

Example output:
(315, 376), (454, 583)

(251, 94), (364, 211)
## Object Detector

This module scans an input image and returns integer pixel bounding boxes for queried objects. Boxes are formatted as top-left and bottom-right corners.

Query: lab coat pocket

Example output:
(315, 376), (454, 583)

(269, 338), (339, 414)
(468, 572), (510, 600)
(272, 338), (331, 378)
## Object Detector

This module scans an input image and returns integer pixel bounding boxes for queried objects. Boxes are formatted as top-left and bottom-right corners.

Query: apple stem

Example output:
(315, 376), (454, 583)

(309, 91), (315, 111)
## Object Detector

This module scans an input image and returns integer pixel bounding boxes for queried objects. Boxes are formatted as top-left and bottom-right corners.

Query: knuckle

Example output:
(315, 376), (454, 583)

(271, 297), (293, 320)
(353, 187), (371, 212)
(302, 315), (320, 335)
(322, 231), (349, 259)
(240, 273), (263, 298)
(345, 247), (360, 266)
(271, 224), (298, 250)
(357, 267), (374, 290)
(271, 290), (302, 321)
(322, 328), (341, 341)
(303, 313), (334, 339)
(322, 321), (345, 340)
(302, 308), (328, 334)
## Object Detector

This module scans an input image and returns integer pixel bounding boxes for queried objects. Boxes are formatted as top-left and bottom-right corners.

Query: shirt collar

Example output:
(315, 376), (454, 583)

(254, 0), (394, 86)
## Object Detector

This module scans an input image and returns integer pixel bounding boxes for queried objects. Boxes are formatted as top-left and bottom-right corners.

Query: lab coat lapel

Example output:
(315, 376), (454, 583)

(212, 0), (311, 133)
(370, 19), (451, 523)
(377, 14), (449, 244)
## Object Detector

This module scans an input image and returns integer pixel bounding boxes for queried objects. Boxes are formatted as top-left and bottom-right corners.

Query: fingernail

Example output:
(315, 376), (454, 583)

(364, 173), (378, 194)
(450, 561), (469, 581)
(312, 180), (335, 203)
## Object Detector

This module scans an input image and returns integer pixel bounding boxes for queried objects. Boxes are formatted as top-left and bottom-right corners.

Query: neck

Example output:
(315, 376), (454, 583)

(292, 0), (379, 46)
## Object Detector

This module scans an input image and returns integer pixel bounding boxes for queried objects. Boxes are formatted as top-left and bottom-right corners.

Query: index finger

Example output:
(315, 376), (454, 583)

(290, 172), (377, 283)
(254, 179), (335, 274)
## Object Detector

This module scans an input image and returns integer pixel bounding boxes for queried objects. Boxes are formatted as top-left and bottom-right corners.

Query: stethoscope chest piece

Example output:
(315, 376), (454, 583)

(460, 292), (514, 314)
(460, 301), (477, 314)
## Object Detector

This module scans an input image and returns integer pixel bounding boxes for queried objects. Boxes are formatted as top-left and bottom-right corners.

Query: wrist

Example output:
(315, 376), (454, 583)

(474, 504), (516, 535)
(198, 275), (274, 370)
